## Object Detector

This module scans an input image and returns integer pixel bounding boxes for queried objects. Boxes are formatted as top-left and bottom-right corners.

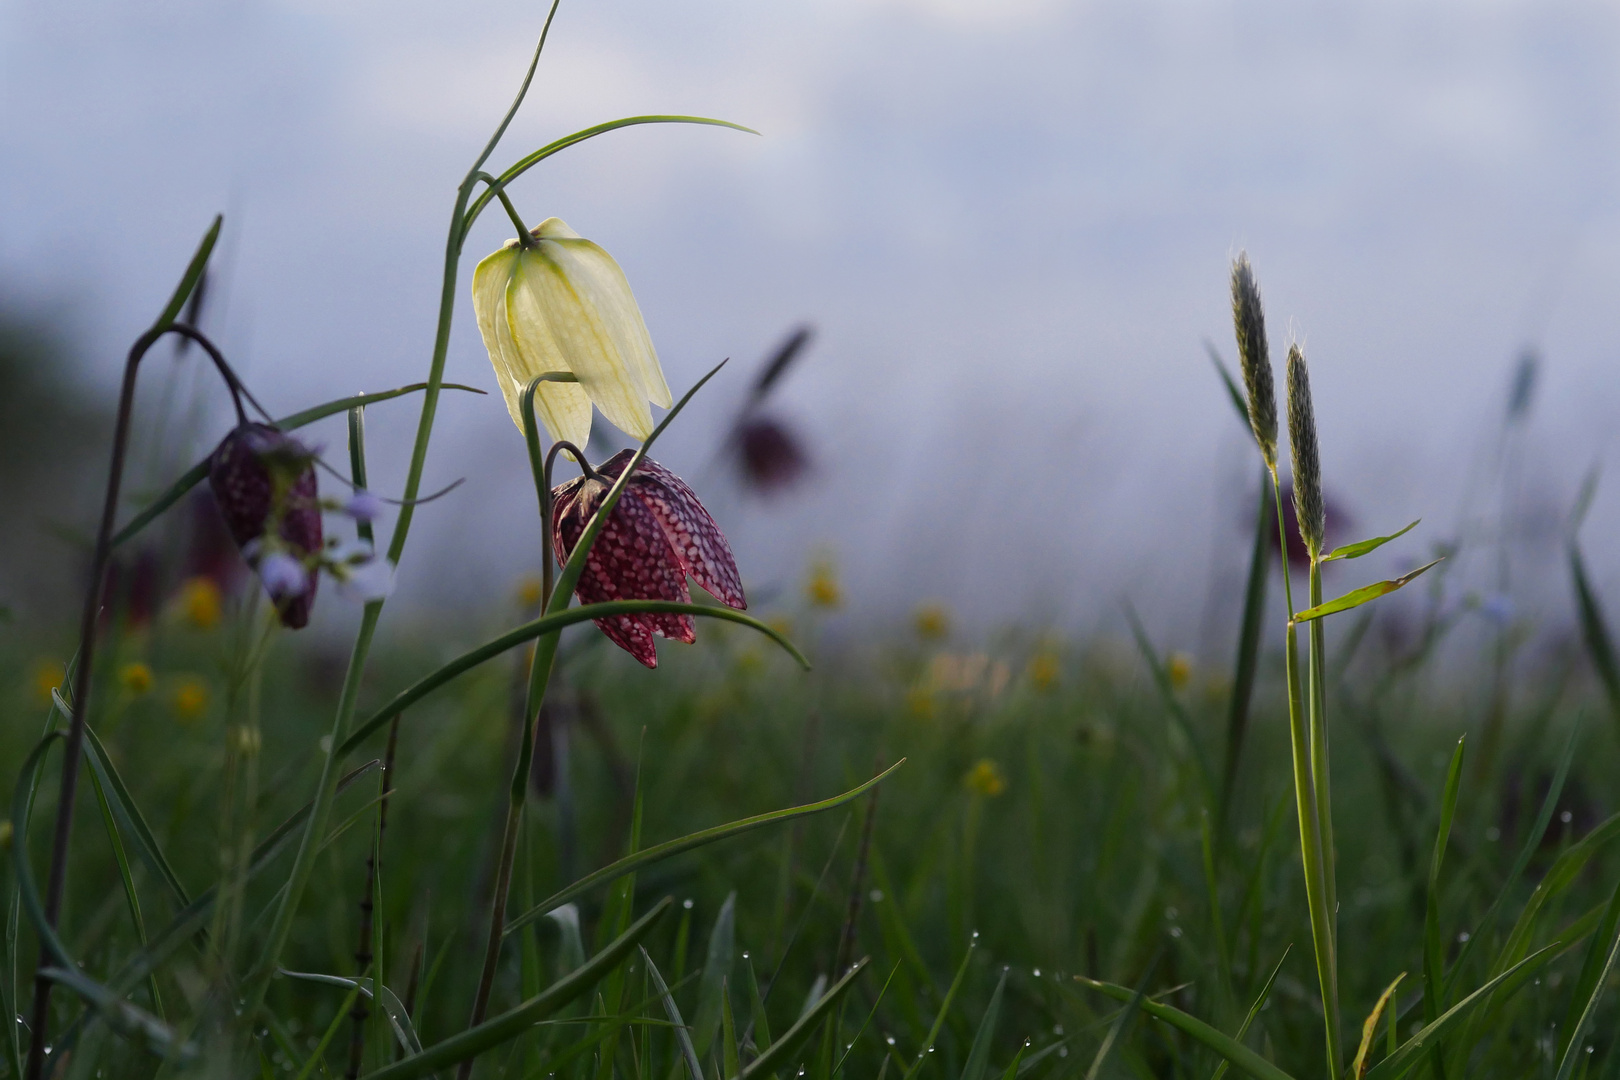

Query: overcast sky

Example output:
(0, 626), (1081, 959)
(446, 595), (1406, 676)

(4, 0), (1619, 649)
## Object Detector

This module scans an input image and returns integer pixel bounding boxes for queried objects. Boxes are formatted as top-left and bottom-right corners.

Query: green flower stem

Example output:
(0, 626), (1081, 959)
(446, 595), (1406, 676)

(1272, 475), (1341, 1078)
(477, 172), (534, 245)
(243, 1), (564, 1013)
(1308, 557), (1339, 949)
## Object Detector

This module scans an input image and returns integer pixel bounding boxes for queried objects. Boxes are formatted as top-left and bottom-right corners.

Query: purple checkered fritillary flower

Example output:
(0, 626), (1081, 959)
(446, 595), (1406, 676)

(208, 422), (322, 628)
(551, 450), (745, 668)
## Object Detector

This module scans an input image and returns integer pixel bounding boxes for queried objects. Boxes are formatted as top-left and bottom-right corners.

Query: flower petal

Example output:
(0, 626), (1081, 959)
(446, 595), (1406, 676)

(473, 242), (591, 445)
(597, 452), (746, 610)
(552, 481), (694, 662)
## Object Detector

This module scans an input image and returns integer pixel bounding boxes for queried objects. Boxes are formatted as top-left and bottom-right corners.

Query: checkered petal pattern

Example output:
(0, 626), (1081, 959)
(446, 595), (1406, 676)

(208, 423), (322, 629)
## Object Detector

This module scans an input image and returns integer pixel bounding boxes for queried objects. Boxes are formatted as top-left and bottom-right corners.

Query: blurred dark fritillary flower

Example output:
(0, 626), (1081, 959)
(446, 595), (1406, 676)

(737, 415), (809, 493)
(208, 422), (322, 628)
(551, 449), (745, 668)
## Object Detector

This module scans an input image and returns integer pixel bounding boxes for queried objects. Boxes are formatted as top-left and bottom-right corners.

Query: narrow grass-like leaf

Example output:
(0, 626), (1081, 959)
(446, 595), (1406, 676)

(291, 969), (368, 1080)
(1351, 974), (1405, 1079)
(1125, 605), (1214, 802)
(722, 978), (742, 1080)
(1083, 965), (1150, 1080)
(1210, 946), (1290, 1080)
(366, 898), (671, 1080)
(1495, 811), (1620, 975)
(1292, 559), (1443, 623)
(505, 763), (903, 935)
(1206, 340), (1252, 429)
(84, 763), (162, 1017)
(746, 957), (773, 1059)
(832, 962), (898, 1078)
(1223, 471), (1272, 820)
(736, 959), (867, 1080)
(466, 117), (759, 229)
(1443, 722), (1579, 1001)
(642, 947), (704, 1080)
(278, 971), (426, 1055)
(694, 891), (738, 1059)
(1421, 738), (1465, 1076)
(1363, 948), (1557, 1080)
(1325, 520), (1420, 562)
(110, 382), (483, 551)
(1555, 878), (1620, 1074)
(342, 600), (807, 755)
(81, 723), (190, 909)
(1570, 543), (1620, 731)
(900, 941), (974, 1080)
(1075, 977), (1296, 1080)
(962, 966), (1008, 1080)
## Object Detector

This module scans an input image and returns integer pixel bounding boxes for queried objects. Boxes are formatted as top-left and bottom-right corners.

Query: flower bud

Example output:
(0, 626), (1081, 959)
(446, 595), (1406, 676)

(472, 218), (671, 446)
(208, 423), (322, 628)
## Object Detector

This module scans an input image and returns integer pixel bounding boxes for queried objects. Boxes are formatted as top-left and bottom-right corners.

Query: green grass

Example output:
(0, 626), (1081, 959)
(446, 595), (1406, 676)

(4, 585), (1618, 1078)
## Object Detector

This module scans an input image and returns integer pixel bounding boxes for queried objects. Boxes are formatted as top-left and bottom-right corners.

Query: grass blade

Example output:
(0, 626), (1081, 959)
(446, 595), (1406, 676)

(738, 958), (868, 1080)
(366, 897), (672, 1080)
(1075, 977), (1297, 1080)
(1324, 521), (1420, 562)
(1555, 878), (1620, 1074)
(1570, 542), (1620, 732)
(962, 965), (1008, 1080)
(1206, 340), (1252, 429)
(1223, 470), (1272, 820)
(901, 940), (975, 1080)
(1210, 946), (1290, 1080)
(1350, 974), (1405, 1079)
(694, 891), (738, 1059)
(81, 724), (190, 909)
(1083, 962), (1152, 1080)
(505, 762), (904, 936)
(1292, 559), (1443, 623)
(1420, 738), (1465, 1077)
(1361, 946), (1557, 1080)
(642, 947), (704, 1080)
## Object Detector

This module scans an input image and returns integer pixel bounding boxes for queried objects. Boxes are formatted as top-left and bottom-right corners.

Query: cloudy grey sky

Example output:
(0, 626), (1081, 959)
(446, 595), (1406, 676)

(4, 0), (1619, 646)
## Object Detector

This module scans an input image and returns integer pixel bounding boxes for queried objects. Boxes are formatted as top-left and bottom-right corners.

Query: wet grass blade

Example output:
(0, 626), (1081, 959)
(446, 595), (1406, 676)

(1210, 946), (1290, 1080)
(1292, 559), (1444, 623)
(84, 763), (162, 1018)
(82, 723), (191, 909)
(1075, 976), (1296, 1080)
(1555, 878), (1620, 1075)
(900, 940), (975, 1080)
(694, 891), (738, 1059)
(642, 947), (704, 1080)
(737, 958), (867, 1080)
(366, 897), (671, 1080)
(1361, 946), (1556, 1080)
(1083, 962), (1151, 1080)
(505, 763), (904, 936)
(278, 971), (426, 1056)
(961, 965), (1007, 1080)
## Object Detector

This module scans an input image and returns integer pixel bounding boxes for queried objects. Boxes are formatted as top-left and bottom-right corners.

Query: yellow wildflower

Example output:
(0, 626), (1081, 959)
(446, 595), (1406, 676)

(119, 662), (154, 696)
(1028, 652), (1059, 692)
(964, 759), (1007, 798)
(172, 678), (209, 722)
(1167, 652), (1193, 691)
(913, 604), (950, 642)
(806, 561), (841, 609)
(31, 660), (64, 705)
(516, 574), (545, 609)
(178, 577), (223, 629)
(0, 820), (12, 851)
(906, 686), (936, 720)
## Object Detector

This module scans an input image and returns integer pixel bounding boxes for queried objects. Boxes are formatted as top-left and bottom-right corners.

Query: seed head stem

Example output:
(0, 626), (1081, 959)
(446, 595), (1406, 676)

(1231, 255), (1278, 469)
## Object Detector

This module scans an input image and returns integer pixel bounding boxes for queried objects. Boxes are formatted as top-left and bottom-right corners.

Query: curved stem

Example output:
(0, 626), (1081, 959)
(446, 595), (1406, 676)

(166, 323), (258, 426)
(474, 172), (535, 246)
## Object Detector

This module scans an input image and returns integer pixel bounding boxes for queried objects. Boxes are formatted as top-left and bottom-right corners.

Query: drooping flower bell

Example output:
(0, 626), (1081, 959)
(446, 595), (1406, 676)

(472, 217), (672, 447)
(551, 450), (745, 668)
(208, 423), (323, 628)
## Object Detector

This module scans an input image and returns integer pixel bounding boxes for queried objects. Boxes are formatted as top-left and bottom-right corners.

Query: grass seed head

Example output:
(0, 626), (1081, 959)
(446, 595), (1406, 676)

(1286, 343), (1325, 558)
(1231, 255), (1278, 468)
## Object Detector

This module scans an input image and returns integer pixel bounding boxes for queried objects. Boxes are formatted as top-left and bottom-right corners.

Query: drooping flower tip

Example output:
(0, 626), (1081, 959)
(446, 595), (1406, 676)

(209, 422), (322, 628)
(473, 217), (670, 448)
(551, 451), (744, 668)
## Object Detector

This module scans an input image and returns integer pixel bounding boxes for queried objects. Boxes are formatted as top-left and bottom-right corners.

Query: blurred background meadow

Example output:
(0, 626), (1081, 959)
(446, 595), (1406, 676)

(5, 1), (1620, 1077)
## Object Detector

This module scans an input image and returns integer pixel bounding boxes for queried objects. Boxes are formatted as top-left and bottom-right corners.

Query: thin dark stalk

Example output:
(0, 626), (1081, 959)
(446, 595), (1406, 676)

(24, 315), (246, 1078)
(346, 716), (401, 1079)
(1219, 470), (1272, 827)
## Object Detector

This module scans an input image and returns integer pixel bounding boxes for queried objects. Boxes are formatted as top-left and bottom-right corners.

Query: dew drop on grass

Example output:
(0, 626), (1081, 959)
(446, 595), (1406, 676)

(1457, 931), (1470, 942)
(1053, 1025), (1063, 1035)
(886, 1036), (896, 1046)
(1058, 1047), (1068, 1058)
(1486, 826), (1501, 841)
(870, 888), (884, 902)
(683, 898), (694, 909)
(1033, 967), (1041, 977)
(1170, 927), (1182, 938)
(1562, 810), (1574, 823)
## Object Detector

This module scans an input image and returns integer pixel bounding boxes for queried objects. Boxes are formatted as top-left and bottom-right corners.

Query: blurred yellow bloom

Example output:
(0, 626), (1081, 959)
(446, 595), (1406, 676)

(1028, 652), (1060, 692)
(767, 615), (794, 638)
(473, 218), (671, 446)
(31, 660), (63, 705)
(1167, 652), (1193, 691)
(232, 726), (262, 756)
(119, 662), (154, 696)
(172, 678), (208, 722)
(0, 819), (12, 851)
(516, 574), (544, 609)
(964, 759), (1007, 798)
(913, 604), (950, 642)
(806, 562), (842, 609)
(178, 577), (223, 629)
(928, 653), (1010, 697)
(906, 687), (937, 720)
